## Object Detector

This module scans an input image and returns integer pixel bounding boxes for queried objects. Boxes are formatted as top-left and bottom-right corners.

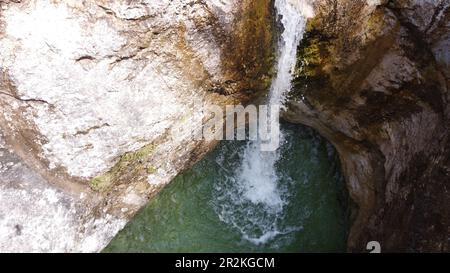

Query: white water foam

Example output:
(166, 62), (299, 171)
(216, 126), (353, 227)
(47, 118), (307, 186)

(213, 0), (312, 245)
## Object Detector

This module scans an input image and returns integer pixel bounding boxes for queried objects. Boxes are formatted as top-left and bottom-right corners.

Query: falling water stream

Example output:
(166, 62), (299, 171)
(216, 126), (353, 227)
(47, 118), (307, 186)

(218, 0), (312, 244)
(104, 0), (349, 253)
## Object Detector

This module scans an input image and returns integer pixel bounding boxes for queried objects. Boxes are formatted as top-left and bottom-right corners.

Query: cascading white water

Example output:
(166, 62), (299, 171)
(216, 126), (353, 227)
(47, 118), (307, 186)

(270, 0), (313, 107)
(213, 0), (313, 245)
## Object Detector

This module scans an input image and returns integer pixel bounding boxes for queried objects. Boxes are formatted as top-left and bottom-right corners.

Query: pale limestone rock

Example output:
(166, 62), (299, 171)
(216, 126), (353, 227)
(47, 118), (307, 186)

(0, 0), (248, 252)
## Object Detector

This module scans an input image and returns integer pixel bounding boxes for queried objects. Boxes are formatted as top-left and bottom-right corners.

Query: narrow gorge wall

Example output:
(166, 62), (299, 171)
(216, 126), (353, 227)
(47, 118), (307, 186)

(284, 0), (449, 252)
(0, 0), (276, 252)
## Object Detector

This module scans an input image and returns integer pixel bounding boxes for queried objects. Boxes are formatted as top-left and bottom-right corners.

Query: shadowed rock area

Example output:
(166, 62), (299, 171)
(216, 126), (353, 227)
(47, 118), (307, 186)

(284, 0), (449, 252)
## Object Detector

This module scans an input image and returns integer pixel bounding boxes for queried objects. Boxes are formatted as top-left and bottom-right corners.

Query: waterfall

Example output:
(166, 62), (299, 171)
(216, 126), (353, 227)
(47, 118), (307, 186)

(213, 0), (312, 245)
(270, 0), (313, 107)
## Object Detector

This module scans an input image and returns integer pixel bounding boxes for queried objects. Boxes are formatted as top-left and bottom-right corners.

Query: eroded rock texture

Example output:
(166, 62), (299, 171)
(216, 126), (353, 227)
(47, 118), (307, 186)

(0, 0), (276, 252)
(285, 0), (449, 252)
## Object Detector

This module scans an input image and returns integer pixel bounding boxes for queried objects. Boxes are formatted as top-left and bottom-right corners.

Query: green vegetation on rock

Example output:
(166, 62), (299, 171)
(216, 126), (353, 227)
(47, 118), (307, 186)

(90, 143), (156, 192)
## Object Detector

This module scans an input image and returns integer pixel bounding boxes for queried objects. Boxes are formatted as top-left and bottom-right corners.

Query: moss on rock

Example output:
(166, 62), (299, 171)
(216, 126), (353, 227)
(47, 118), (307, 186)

(290, 18), (333, 102)
(90, 143), (156, 192)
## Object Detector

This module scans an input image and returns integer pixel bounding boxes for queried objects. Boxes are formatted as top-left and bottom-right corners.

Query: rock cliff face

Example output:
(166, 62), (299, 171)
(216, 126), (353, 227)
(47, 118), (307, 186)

(1, 0), (448, 253)
(284, 0), (449, 252)
(0, 0), (276, 252)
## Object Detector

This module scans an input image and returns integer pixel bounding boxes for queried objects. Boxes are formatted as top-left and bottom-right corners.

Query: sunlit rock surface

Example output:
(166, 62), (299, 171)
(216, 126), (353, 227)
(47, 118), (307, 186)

(0, 0), (275, 252)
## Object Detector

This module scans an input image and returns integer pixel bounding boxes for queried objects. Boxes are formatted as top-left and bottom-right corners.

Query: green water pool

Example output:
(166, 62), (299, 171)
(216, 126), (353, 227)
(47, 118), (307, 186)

(104, 123), (349, 253)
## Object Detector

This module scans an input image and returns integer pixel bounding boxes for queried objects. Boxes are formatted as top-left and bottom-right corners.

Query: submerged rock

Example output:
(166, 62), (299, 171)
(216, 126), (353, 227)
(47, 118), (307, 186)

(285, 0), (449, 252)
(0, 0), (276, 252)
